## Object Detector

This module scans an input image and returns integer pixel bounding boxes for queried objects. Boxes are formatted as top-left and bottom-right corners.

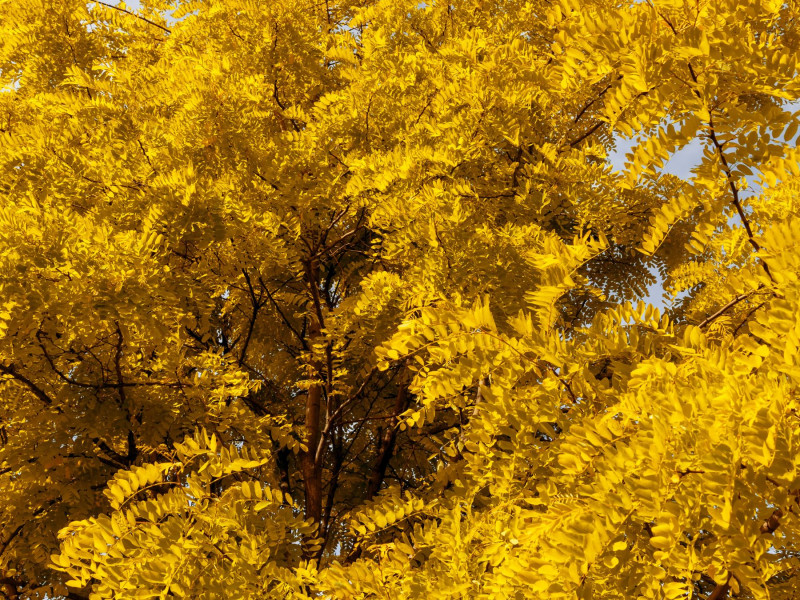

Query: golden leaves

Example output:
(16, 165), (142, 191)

(2, 0), (800, 598)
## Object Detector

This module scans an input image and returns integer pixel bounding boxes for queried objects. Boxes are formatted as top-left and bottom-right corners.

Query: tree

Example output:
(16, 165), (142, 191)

(1, 0), (799, 598)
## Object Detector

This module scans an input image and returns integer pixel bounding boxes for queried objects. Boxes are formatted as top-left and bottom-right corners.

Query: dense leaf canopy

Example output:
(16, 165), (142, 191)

(1, 0), (800, 598)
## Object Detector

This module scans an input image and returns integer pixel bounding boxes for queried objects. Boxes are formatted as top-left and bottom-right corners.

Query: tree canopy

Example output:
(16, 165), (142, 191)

(1, 0), (800, 598)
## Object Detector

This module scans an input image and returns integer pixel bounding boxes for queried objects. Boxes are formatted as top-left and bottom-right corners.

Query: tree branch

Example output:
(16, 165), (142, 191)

(366, 373), (410, 501)
(707, 580), (730, 600)
(568, 120), (605, 148)
(0, 364), (54, 406)
(92, 1), (171, 34)
(239, 270), (263, 366)
(686, 62), (775, 284)
(260, 278), (309, 351)
(697, 288), (761, 329)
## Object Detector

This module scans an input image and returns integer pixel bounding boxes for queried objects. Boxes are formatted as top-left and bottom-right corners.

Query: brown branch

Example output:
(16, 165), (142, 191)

(760, 509), (783, 534)
(239, 270), (263, 365)
(0, 576), (20, 600)
(0, 365), (53, 406)
(0, 524), (24, 561)
(260, 279), (309, 351)
(573, 76), (621, 124)
(36, 331), (181, 390)
(321, 449), (344, 547)
(137, 140), (157, 174)
(644, 0), (678, 35)
(700, 492), (800, 600)
(272, 79), (301, 132)
(301, 259), (325, 560)
(276, 447), (292, 497)
(92, 1), (171, 34)
(732, 301), (767, 336)
(697, 288), (761, 329)
(113, 324), (127, 408)
(759, 490), (800, 535)
(37, 331), (102, 389)
(0, 363), (129, 469)
(568, 120), (605, 148)
(91, 437), (130, 468)
(312, 221), (367, 261)
(319, 367), (381, 442)
(304, 256), (336, 464)
(1, 499), (59, 560)
(366, 373), (410, 501)
(707, 580), (730, 600)
(685, 62), (775, 284)
(412, 90), (438, 127)
(252, 169), (279, 190)
(112, 324), (138, 464)
(364, 93), (374, 152)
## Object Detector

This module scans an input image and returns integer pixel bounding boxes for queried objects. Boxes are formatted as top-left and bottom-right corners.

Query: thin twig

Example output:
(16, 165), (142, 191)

(260, 278), (309, 350)
(697, 289), (761, 329)
(92, 1), (171, 34)
(685, 62), (775, 284)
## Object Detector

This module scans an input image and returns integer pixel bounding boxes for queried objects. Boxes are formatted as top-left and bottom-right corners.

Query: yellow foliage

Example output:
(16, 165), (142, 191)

(0, 0), (799, 599)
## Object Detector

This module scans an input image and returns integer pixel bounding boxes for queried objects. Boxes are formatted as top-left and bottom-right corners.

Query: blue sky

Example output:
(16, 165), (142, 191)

(608, 137), (705, 308)
(608, 136), (702, 180)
